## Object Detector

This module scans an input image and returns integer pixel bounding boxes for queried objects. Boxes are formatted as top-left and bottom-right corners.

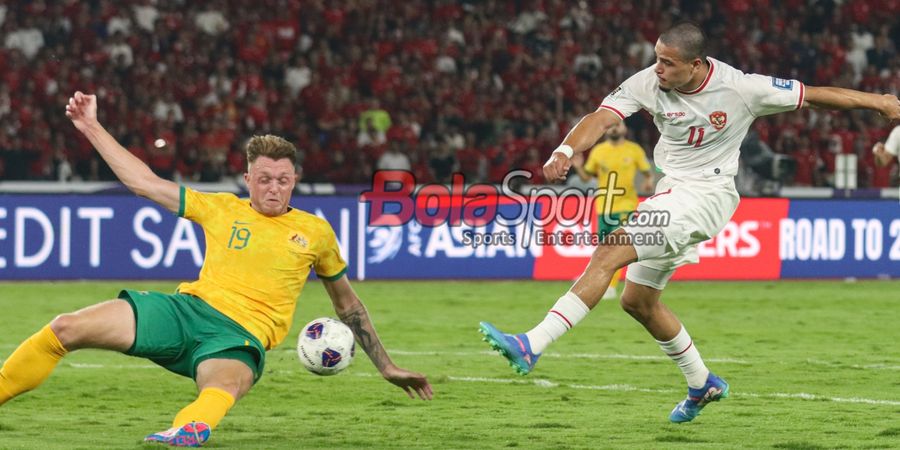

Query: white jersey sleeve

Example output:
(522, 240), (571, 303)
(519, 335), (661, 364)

(737, 74), (805, 117)
(885, 126), (900, 156)
(598, 67), (656, 120)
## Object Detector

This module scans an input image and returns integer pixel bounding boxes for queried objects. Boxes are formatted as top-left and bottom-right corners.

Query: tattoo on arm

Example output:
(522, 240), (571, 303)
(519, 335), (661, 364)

(338, 304), (390, 372)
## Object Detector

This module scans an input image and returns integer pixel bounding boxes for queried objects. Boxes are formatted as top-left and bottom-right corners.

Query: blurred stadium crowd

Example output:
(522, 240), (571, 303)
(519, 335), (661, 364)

(0, 0), (897, 187)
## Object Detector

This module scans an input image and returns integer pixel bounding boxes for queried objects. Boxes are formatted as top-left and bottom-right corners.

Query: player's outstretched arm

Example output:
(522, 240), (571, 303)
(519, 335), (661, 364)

(65, 91), (179, 213)
(544, 108), (621, 182)
(322, 275), (433, 400)
(803, 87), (900, 121)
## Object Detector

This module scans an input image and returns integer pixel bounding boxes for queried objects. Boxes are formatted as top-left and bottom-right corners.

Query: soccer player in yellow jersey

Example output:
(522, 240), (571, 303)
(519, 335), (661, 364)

(571, 121), (654, 300)
(0, 92), (432, 447)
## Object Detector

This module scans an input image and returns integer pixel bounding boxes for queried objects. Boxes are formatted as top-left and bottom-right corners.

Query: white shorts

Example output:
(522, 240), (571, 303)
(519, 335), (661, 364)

(622, 175), (739, 290)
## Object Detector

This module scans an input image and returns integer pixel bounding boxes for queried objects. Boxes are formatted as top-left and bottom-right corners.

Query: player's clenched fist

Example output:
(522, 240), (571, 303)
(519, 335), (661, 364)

(65, 91), (98, 131)
(543, 152), (572, 183)
(879, 94), (900, 122)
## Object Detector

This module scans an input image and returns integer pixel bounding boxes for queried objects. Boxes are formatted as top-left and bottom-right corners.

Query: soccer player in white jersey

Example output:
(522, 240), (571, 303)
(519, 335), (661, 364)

(873, 125), (900, 167)
(480, 22), (900, 423)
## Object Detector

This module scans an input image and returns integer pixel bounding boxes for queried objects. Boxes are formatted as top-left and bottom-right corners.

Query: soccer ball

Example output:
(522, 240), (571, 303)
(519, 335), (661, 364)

(297, 317), (355, 376)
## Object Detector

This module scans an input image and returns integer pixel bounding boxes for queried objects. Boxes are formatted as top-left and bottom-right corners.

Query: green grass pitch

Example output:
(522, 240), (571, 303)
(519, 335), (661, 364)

(1, 280), (899, 449)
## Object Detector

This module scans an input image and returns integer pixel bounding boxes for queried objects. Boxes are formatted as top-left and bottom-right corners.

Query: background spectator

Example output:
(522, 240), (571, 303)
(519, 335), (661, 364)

(0, 0), (895, 189)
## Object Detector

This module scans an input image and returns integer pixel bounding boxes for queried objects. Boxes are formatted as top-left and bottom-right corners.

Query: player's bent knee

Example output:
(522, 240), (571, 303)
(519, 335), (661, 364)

(618, 295), (644, 318)
(619, 291), (656, 320)
(196, 359), (255, 401)
(49, 313), (81, 349)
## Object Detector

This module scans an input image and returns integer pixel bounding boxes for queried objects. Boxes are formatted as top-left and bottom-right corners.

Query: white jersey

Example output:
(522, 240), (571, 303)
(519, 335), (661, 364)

(600, 57), (805, 178)
(885, 126), (900, 156)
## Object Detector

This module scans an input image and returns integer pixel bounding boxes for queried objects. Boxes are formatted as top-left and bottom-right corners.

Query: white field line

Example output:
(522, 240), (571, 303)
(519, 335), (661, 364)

(389, 350), (751, 364)
(5, 351), (900, 370)
(805, 358), (900, 371)
(390, 350), (900, 370)
(0, 358), (897, 407)
(67, 362), (159, 369)
(354, 373), (900, 407)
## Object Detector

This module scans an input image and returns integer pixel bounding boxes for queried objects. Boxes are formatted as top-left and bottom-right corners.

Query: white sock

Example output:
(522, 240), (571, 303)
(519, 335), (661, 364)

(657, 326), (709, 389)
(525, 291), (590, 354)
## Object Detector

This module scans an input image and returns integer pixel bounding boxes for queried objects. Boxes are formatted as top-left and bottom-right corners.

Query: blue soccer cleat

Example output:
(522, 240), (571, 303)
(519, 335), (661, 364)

(479, 321), (540, 375)
(669, 373), (730, 423)
(144, 421), (211, 447)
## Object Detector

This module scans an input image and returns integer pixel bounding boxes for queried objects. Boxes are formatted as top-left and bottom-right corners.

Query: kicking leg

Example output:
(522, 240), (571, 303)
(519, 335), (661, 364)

(0, 299), (135, 405)
(146, 358), (253, 447)
(480, 229), (637, 375)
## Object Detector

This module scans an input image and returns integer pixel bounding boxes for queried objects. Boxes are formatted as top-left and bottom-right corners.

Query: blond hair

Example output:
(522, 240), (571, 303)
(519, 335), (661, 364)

(246, 135), (298, 165)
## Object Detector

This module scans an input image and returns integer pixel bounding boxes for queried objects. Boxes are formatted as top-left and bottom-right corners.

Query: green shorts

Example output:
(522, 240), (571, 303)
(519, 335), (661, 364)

(598, 211), (633, 238)
(119, 290), (266, 383)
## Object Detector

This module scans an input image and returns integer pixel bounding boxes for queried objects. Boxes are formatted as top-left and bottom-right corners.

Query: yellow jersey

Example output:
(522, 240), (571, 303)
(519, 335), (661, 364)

(583, 139), (650, 214)
(176, 187), (347, 350)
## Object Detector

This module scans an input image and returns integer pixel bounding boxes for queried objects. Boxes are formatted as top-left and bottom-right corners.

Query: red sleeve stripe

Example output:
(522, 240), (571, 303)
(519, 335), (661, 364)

(550, 310), (573, 328)
(795, 82), (805, 110)
(599, 104), (626, 120)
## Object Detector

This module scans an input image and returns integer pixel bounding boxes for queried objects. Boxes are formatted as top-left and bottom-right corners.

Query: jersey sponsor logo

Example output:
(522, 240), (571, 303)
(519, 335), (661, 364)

(665, 111), (686, 118)
(709, 111), (727, 130)
(608, 86), (623, 99)
(771, 77), (793, 90)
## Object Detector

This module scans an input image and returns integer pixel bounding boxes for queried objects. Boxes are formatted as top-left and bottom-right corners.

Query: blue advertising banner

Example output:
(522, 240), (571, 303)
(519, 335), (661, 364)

(360, 202), (538, 279)
(780, 200), (900, 278)
(0, 195), (360, 280)
(1, 195), (898, 280)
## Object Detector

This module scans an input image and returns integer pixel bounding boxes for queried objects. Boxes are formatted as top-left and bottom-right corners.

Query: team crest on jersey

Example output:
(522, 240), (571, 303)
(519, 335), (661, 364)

(709, 111), (727, 130)
(771, 77), (793, 90)
(290, 233), (308, 248)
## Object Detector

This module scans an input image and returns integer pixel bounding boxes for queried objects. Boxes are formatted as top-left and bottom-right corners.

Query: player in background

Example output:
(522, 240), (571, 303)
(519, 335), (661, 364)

(0, 92), (432, 447)
(873, 125), (899, 168)
(481, 22), (900, 423)
(571, 121), (654, 300)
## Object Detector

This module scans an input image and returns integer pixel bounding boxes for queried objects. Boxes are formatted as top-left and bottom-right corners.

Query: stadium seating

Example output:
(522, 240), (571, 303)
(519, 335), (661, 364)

(0, 1), (896, 186)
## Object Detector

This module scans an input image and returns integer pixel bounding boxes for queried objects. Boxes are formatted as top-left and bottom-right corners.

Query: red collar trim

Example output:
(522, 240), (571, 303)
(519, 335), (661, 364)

(676, 59), (714, 95)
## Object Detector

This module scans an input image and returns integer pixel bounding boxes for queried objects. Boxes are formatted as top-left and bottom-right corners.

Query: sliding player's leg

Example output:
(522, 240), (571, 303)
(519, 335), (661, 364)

(131, 290), (265, 447)
(0, 299), (135, 405)
(145, 358), (256, 447)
